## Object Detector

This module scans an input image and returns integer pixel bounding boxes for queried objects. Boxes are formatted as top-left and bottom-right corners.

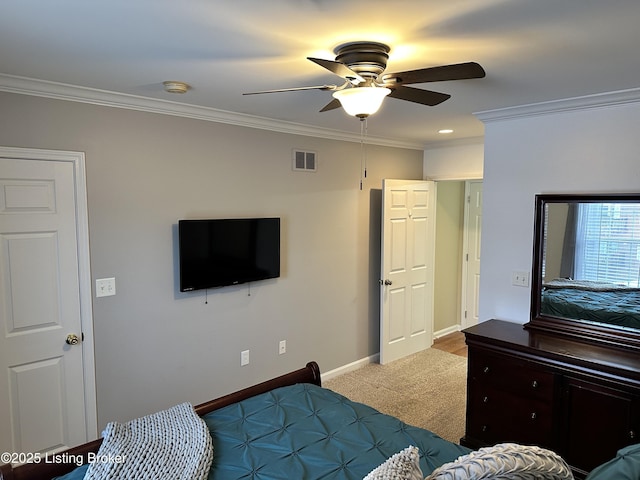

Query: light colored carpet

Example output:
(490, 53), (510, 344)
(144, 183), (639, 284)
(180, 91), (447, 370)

(323, 348), (467, 444)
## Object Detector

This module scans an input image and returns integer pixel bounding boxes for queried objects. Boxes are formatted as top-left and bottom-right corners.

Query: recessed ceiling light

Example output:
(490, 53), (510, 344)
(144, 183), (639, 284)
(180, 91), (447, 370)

(163, 81), (190, 94)
(438, 129), (454, 134)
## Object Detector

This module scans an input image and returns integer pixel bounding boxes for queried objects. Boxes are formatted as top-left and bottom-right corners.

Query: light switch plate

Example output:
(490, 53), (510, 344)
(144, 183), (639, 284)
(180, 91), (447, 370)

(96, 277), (116, 297)
(241, 350), (250, 366)
(512, 271), (530, 287)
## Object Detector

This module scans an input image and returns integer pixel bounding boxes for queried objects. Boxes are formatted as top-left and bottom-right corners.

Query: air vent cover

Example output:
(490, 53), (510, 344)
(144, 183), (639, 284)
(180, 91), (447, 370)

(293, 150), (317, 172)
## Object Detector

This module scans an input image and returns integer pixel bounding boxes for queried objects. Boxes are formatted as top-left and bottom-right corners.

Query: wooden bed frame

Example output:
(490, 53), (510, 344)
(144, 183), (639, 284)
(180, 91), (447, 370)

(0, 361), (322, 480)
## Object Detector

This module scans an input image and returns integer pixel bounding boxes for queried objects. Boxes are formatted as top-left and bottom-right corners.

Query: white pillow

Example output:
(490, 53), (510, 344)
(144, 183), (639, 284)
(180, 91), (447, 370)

(425, 443), (574, 479)
(363, 445), (423, 480)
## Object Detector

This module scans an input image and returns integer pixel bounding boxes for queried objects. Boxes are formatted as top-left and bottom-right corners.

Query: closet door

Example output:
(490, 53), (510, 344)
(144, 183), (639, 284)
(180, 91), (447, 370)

(0, 148), (95, 457)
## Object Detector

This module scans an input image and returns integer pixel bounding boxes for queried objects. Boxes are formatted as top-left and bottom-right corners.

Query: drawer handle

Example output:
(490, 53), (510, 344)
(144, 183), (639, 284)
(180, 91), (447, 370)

(483, 396), (489, 403)
(631, 430), (636, 440)
(531, 380), (539, 389)
(483, 366), (490, 374)
(531, 412), (537, 420)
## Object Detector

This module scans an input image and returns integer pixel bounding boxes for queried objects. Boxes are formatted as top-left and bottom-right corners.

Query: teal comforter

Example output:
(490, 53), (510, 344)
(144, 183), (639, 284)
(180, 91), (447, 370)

(55, 383), (470, 479)
(541, 287), (640, 329)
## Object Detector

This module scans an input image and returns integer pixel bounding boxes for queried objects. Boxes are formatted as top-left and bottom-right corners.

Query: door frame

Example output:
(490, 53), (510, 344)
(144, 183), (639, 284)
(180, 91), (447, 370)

(430, 177), (483, 336)
(0, 146), (97, 441)
(460, 179), (483, 329)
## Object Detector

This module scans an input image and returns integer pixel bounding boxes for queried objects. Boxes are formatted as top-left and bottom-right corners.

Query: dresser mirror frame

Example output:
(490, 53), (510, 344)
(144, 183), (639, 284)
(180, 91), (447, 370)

(527, 193), (640, 350)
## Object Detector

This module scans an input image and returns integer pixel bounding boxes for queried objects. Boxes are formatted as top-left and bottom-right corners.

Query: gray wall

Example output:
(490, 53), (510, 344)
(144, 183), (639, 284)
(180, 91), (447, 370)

(423, 142), (483, 180)
(0, 92), (423, 427)
(478, 95), (640, 324)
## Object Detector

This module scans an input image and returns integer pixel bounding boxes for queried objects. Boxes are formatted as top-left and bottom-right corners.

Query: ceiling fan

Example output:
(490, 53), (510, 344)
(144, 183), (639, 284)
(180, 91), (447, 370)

(244, 41), (486, 118)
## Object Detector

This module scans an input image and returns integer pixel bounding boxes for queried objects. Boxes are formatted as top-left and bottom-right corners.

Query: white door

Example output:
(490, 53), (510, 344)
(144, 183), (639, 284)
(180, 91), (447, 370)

(461, 180), (483, 328)
(0, 147), (96, 457)
(380, 179), (435, 364)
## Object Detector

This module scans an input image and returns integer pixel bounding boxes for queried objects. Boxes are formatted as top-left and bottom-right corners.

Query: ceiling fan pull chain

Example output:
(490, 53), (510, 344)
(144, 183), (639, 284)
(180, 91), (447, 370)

(360, 118), (365, 191)
(359, 118), (367, 190)
(363, 118), (368, 179)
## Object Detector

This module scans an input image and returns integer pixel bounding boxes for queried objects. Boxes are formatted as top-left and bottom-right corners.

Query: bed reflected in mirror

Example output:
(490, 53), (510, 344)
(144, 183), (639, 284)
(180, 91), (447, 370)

(527, 193), (640, 349)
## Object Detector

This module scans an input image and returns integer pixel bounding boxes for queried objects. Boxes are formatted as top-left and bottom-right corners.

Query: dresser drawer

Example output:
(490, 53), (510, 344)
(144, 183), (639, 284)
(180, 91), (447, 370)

(462, 319), (640, 478)
(467, 389), (554, 446)
(469, 351), (555, 402)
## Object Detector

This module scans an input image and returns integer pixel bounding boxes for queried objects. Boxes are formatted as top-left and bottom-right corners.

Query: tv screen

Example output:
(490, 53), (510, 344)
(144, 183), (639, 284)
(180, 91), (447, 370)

(179, 218), (280, 291)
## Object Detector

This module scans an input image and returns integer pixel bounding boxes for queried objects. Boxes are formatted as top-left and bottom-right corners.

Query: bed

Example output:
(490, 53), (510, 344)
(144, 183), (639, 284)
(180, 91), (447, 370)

(0, 361), (575, 480)
(541, 279), (640, 330)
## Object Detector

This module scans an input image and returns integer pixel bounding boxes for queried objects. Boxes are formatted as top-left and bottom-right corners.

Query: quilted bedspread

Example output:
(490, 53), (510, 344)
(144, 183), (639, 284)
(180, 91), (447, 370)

(204, 383), (469, 479)
(541, 286), (640, 329)
(54, 383), (470, 480)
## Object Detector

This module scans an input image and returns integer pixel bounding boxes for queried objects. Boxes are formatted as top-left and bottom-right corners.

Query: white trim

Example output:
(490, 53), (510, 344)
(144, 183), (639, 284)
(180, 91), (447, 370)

(423, 136), (485, 149)
(427, 173), (483, 181)
(434, 324), (461, 339)
(0, 146), (97, 441)
(74, 152), (98, 441)
(321, 340), (467, 382)
(0, 74), (424, 151)
(475, 87), (640, 123)
(460, 180), (472, 330)
(321, 354), (379, 382)
(460, 180), (483, 330)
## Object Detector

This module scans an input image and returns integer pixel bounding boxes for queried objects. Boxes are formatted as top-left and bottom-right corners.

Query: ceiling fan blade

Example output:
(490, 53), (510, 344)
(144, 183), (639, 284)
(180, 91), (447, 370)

(319, 98), (342, 112)
(307, 57), (365, 83)
(243, 84), (337, 95)
(388, 85), (451, 106)
(383, 62), (485, 85)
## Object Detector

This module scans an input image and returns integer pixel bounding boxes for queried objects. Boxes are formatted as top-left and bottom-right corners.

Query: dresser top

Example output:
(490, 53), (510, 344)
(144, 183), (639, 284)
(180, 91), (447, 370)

(464, 319), (640, 381)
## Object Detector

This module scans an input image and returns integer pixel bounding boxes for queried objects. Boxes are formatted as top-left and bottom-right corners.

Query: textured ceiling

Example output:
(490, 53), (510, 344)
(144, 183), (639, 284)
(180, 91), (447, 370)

(2, 0), (640, 147)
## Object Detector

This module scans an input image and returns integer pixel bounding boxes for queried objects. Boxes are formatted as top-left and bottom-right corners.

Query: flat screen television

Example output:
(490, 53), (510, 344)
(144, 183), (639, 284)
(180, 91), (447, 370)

(179, 217), (280, 291)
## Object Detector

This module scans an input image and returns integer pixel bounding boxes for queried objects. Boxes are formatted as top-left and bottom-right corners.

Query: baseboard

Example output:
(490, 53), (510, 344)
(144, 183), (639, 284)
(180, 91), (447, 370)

(321, 354), (379, 382)
(322, 328), (462, 382)
(434, 324), (461, 339)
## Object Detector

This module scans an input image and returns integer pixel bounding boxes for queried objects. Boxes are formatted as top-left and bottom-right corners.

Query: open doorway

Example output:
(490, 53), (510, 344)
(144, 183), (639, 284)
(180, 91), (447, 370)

(433, 180), (482, 337)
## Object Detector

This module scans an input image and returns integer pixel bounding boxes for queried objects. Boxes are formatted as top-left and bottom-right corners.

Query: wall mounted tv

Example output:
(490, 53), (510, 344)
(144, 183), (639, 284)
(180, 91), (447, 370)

(179, 217), (280, 291)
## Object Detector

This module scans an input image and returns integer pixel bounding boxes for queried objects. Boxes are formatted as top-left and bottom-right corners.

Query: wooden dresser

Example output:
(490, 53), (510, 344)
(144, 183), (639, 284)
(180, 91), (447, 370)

(461, 319), (640, 478)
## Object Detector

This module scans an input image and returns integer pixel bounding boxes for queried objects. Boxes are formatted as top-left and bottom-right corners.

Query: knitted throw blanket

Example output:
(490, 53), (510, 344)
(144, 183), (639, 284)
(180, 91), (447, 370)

(84, 403), (213, 480)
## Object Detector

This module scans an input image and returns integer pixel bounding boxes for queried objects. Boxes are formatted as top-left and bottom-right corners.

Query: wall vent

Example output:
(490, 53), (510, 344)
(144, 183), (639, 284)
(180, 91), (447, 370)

(292, 150), (317, 172)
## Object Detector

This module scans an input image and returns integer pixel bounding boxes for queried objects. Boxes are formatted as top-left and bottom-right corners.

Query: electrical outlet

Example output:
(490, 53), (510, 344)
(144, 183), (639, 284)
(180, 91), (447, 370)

(241, 350), (250, 366)
(96, 277), (116, 297)
(512, 271), (530, 287)
(279, 340), (286, 355)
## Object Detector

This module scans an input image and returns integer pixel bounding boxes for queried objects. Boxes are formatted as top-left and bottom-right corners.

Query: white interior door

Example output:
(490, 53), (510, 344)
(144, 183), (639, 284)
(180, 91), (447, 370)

(380, 179), (435, 365)
(0, 147), (96, 458)
(461, 180), (483, 328)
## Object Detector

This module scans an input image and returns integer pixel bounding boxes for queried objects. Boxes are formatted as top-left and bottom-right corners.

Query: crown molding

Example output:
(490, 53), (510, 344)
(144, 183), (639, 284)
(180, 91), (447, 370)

(0, 74), (424, 150)
(426, 174), (483, 181)
(423, 136), (484, 149)
(475, 87), (640, 123)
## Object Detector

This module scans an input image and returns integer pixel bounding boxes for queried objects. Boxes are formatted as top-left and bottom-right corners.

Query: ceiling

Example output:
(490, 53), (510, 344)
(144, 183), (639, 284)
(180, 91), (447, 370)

(2, 0), (640, 148)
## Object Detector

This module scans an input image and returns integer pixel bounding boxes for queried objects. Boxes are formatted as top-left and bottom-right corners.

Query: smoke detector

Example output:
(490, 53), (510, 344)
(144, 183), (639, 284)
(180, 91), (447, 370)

(163, 81), (190, 94)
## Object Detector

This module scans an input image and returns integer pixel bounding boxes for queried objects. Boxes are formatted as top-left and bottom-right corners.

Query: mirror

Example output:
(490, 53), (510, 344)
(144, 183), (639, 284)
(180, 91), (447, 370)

(527, 193), (640, 350)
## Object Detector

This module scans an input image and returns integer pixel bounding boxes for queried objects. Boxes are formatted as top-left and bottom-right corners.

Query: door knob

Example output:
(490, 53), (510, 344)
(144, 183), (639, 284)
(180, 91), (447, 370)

(66, 334), (80, 345)
(384, 279), (392, 285)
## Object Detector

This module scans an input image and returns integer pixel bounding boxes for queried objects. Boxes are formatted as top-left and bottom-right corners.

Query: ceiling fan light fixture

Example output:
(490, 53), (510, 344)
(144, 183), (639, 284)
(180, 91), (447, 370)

(332, 86), (391, 118)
